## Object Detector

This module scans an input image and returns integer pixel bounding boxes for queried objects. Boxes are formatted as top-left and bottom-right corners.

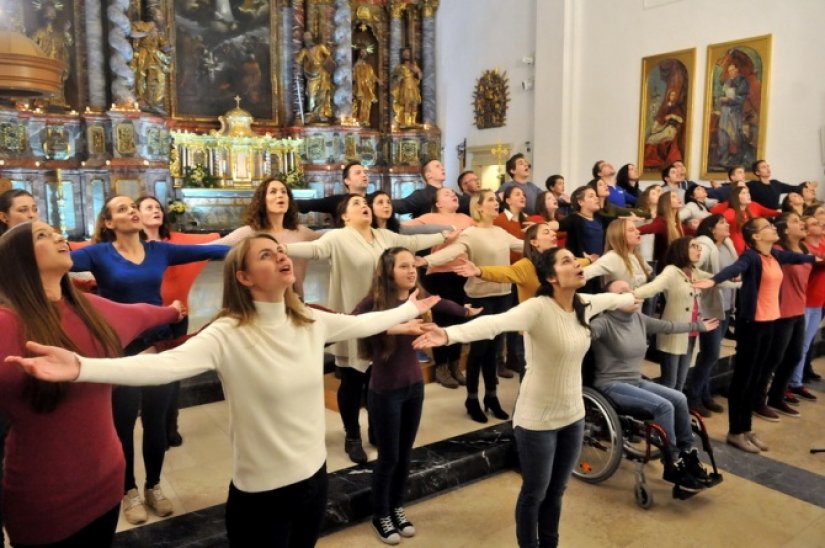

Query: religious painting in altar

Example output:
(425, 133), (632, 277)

(167, 0), (279, 122)
(637, 48), (695, 179)
(700, 34), (771, 178)
(18, 0), (85, 111)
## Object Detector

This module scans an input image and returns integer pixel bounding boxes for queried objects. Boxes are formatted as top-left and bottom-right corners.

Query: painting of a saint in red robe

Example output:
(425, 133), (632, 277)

(642, 59), (689, 172)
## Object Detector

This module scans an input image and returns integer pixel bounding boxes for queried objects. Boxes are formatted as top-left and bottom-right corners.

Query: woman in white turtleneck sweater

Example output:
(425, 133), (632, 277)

(10, 233), (440, 548)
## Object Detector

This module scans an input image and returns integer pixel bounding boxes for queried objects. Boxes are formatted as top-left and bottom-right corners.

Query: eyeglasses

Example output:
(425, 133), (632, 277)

(690, 243), (701, 249)
(758, 224), (777, 232)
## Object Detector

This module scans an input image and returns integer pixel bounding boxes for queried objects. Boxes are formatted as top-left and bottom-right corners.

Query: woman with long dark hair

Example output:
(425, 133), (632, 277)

(0, 189), (38, 235)
(356, 247), (475, 543)
(0, 221), (182, 546)
(616, 163), (640, 201)
(415, 247), (635, 548)
(70, 195), (229, 524)
(710, 185), (778, 255)
(10, 233), (440, 548)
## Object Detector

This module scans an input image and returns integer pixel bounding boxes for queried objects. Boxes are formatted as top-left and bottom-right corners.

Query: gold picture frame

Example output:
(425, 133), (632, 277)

(700, 34), (772, 179)
(637, 48), (695, 180)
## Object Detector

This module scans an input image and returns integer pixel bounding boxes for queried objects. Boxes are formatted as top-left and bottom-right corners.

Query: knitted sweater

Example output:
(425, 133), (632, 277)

(424, 226), (523, 298)
(0, 296), (178, 545)
(444, 293), (634, 430)
(76, 301), (420, 493)
(286, 227), (444, 370)
(583, 251), (650, 289)
(591, 309), (703, 390)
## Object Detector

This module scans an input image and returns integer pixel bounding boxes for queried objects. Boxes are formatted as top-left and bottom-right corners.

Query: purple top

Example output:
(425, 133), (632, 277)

(354, 296), (466, 392)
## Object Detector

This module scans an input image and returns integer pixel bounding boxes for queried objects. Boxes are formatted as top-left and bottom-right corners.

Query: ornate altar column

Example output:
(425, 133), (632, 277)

(332, 0), (353, 123)
(388, 1), (405, 81)
(84, 0), (107, 108)
(107, 0), (135, 105)
(290, 0), (306, 124)
(421, 0), (438, 125)
(280, 0), (294, 124)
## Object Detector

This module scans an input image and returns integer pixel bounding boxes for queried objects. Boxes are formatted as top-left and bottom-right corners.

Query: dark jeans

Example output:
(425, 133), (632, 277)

(336, 366), (371, 437)
(514, 420), (584, 548)
(466, 295), (509, 398)
(368, 382), (424, 517)
(687, 311), (731, 403)
(729, 319), (776, 434)
(225, 464), (327, 548)
(505, 288), (525, 372)
(115, 333), (174, 491)
(766, 315), (806, 406)
(423, 272), (466, 364)
(12, 504), (119, 548)
(166, 318), (189, 438)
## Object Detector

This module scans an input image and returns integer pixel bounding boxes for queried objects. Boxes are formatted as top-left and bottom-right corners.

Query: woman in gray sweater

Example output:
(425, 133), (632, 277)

(590, 280), (717, 492)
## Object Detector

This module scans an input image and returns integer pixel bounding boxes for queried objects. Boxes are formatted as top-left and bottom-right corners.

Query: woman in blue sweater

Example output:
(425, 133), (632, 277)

(70, 195), (229, 524)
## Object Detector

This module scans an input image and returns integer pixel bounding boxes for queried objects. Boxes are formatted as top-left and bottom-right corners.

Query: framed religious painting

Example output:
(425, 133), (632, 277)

(700, 34), (771, 179)
(167, 0), (280, 123)
(637, 48), (696, 180)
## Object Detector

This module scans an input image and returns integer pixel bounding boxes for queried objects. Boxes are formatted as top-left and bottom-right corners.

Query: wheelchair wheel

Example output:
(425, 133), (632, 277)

(574, 387), (624, 484)
(634, 482), (653, 509)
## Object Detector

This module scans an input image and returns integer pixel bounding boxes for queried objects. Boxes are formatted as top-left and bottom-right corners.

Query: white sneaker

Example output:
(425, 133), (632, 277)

(122, 488), (148, 524)
(145, 485), (174, 517)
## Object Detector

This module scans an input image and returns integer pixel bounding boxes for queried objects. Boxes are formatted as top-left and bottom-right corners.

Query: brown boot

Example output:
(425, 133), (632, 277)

(449, 360), (466, 386)
(497, 362), (515, 379)
(435, 363), (459, 389)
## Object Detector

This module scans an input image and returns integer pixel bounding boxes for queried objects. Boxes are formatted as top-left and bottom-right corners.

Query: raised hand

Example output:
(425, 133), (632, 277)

(452, 258), (481, 278)
(389, 320), (438, 336)
(170, 299), (187, 321)
(693, 279), (715, 289)
(464, 304), (483, 317)
(5, 341), (81, 382)
(407, 288), (441, 314)
(442, 228), (463, 245)
(414, 255), (429, 268)
(412, 327), (448, 349)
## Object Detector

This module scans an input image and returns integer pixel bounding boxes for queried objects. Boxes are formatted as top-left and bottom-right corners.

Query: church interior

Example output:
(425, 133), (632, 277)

(1, 0), (825, 546)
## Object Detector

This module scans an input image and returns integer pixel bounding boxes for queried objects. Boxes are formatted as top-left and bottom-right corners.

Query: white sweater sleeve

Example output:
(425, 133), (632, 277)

(583, 252), (621, 281)
(580, 292), (636, 320)
(319, 301), (420, 343)
(444, 298), (542, 343)
(77, 322), (225, 385)
(385, 230), (446, 252)
(285, 230), (338, 260)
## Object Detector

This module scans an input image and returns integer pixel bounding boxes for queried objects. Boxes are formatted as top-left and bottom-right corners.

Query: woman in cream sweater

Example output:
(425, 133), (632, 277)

(10, 233), (440, 548)
(415, 247), (634, 548)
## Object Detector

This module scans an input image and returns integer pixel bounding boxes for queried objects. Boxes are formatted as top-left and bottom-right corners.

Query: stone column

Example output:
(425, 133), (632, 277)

(280, 1), (294, 124)
(107, 0), (134, 105)
(332, 0), (352, 122)
(420, 0), (438, 125)
(388, 1), (405, 80)
(84, 0), (106, 108)
(291, 0), (305, 124)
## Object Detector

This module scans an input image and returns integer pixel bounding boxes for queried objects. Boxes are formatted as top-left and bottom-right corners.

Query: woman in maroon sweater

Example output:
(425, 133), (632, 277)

(0, 221), (181, 546)
(355, 247), (477, 544)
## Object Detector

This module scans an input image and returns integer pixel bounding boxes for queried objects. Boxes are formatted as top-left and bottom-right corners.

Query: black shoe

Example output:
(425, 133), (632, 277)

(167, 430), (183, 448)
(391, 507), (415, 538)
(371, 515), (401, 545)
(680, 448), (711, 486)
(483, 395), (510, 420)
(689, 399), (712, 418)
(702, 398), (724, 413)
(663, 459), (706, 492)
(344, 437), (368, 464)
(465, 398), (488, 423)
(803, 372), (822, 383)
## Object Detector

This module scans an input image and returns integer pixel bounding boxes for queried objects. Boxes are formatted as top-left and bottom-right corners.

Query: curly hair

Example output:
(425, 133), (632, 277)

(243, 177), (300, 231)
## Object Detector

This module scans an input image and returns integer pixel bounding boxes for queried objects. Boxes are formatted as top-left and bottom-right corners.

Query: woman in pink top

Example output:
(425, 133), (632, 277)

(0, 222), (181, 546)
(403, 187), (474, 388)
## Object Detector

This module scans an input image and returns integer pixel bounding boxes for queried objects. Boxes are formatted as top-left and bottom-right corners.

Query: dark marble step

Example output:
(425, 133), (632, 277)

(113, 423), (516, 547)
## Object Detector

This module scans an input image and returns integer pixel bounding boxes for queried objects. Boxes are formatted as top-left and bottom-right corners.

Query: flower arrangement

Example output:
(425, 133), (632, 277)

(284, 167), (308, 189)
(166, 199), (187, 227)
(181, 163), (219, 188)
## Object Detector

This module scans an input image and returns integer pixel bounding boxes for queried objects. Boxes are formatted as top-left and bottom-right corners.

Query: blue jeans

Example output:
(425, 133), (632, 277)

(368, 382), (424, 517)
(658, 335), (697, 390)
(602, 380), (693, 457)
(514, 420), (584, 548)
(791, 307), (823, 387)
(687, 312), (731, 403)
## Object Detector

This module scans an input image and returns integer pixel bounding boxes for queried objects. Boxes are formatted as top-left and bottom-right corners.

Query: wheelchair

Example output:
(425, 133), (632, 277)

(573, 386), (723, 509)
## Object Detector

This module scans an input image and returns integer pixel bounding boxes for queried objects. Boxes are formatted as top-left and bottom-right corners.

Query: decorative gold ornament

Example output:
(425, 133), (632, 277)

(473, 69), (510, 129)
(422, 0), (440, 18)
(217, 96), (255, 137)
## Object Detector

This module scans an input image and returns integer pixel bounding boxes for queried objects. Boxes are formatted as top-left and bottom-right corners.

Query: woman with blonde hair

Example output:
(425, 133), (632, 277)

(10, 233), (441, 548)
(638, 191), (685, 272)
(584, 218), (651, 289)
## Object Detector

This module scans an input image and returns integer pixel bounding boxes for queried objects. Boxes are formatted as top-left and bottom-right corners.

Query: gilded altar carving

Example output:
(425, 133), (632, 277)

(391, 48), (422, 128)
(296, 31), (335, 123)
(473, 69), (510, 129)
(31, 0), (73, 109)
(130, 19), (172, 114)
